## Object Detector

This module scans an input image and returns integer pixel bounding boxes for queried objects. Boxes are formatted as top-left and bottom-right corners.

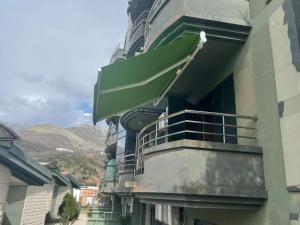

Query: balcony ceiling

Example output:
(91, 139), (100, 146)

(169, 38), (242, 104)
(121, 107), (164, 132)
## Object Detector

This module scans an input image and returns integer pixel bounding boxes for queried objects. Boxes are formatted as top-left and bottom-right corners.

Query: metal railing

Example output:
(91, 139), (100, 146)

(135, 109), (257, 174)
(87, 211), (122, 225)
(117, 154), (136, 173)
(110, 43), (126, 64)
(132, 11), (149, 29)
(129, 11), (149, 39)
(105, 123), (119, 146)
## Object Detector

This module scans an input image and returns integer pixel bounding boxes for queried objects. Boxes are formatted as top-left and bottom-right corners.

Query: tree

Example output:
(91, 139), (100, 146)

(58, 193), (80, 225)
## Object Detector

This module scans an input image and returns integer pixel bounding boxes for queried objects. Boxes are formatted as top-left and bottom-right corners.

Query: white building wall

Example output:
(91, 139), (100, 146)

(0, 164), (11, 224)
(73, 188), (80, 203)
(20, 184), (54, 225)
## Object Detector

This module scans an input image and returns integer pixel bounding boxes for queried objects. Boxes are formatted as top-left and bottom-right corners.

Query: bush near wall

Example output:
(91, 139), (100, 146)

(58, 193), (80, 225)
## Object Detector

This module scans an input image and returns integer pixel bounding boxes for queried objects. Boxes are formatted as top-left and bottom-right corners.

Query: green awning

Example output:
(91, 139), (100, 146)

(93, 34), (205, 124)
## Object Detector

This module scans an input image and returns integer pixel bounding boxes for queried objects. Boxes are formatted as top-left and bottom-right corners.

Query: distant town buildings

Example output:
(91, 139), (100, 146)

(79, 186), (99, 207)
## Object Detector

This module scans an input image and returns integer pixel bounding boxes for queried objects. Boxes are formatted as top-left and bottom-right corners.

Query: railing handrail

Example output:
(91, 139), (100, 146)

(135, 109), (258, 174)
(105, 125), (126, 147)
(133, 10), (149, 27)
(111, 43), (125, 58)
(138, 109), (257, 140)
(117, 154), (136, 173)
(130, 10), (149, 39)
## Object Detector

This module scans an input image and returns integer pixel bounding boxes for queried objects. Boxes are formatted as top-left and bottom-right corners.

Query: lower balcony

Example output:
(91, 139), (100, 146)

(133, 110), (267, 209)
(101, 160), (117, 194)
(115, 154), (136, 193)
(87, 207), (121, 225)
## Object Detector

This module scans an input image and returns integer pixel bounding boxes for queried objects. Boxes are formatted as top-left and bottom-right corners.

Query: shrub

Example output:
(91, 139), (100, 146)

(58, 193), (80, 225)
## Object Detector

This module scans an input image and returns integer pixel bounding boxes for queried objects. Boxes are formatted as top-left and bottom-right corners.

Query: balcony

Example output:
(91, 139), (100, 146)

(115, 154), (136, 193)
(105, 122), (119, 158)
(127, 11), (149, 57)
(144, 0), (251, 50)
(101, 160), (117, 194)
(110, 43), (126, 64)
(133, 110), (267, 209)
(87, 207), (121, 225)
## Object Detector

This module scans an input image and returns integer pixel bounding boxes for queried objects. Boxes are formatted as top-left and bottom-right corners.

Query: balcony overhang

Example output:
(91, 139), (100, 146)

(121, 107), (164, 131)
(147, 16), (251, 51)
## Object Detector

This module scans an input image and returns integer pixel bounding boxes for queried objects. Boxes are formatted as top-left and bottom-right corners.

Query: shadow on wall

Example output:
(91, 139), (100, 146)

(283, 0), (300, 72)
(205, 153), (264, 189)
(2, 213), (12, 225)
(179, 151), (264, 191)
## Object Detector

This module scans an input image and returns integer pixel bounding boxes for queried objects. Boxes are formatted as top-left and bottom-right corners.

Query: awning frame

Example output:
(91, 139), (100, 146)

(154, 31), (207, 105)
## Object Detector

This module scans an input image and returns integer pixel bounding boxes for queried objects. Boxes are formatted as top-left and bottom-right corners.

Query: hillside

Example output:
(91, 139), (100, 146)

(16, 124), (107, 186)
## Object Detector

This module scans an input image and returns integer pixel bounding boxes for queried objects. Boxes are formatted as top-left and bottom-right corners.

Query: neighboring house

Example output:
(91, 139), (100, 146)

(79, 186), (99, 207)
(93, 0), (300, 225)
(0, 123), (81, 225)
(0, 123), (53, 225)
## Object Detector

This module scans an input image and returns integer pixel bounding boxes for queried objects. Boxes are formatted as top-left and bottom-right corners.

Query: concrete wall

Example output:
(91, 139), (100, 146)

(3, 185), (27, 225)
(227, 0), (292, 224)
(134, 140), (265, 200)
(0, 164), (10, 224)
(20, 184), (54, 225)
(268, 0), (300, 223)
(269, 0), (300, 188)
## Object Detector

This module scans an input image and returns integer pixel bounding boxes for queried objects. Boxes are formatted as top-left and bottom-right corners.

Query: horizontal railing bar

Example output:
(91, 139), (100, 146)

(140, 119), (256, 141)
(140, 130), (256, 147)
(138, 110), (257, 140)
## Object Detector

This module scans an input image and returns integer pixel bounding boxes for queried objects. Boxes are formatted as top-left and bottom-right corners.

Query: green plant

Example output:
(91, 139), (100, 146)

(58, 193), (80, 225)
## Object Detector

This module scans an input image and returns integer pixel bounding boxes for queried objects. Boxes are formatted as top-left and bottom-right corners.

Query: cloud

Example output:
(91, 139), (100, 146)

(0, 0), (128, 127)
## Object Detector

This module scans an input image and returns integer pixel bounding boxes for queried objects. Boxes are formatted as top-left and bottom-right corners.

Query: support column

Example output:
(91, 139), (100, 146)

(0, 164), (11, 224)
(145, 204), (150, 225)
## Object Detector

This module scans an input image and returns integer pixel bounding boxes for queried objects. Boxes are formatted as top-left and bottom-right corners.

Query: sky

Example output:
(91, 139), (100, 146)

(0, 0), (128, 128)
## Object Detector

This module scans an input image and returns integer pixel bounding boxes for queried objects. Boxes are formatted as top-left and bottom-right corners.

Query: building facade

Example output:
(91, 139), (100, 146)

(93, 0), (300, 225)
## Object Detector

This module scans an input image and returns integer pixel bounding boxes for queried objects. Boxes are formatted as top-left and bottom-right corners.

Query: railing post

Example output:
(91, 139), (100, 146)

(202, 113), (204, 141)
(222, 115), (226, 143)
(155, 122), (158, 146)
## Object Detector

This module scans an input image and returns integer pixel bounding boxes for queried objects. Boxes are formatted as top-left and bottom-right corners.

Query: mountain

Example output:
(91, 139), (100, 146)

(16, 124), (107, 186)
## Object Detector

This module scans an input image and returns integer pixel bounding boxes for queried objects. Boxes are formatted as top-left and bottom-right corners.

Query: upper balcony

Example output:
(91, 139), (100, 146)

(105, 121), (119, 158)
(133, 110), (267, 209)
(144, 0), (251, 50)
(127, 11), (149, 57)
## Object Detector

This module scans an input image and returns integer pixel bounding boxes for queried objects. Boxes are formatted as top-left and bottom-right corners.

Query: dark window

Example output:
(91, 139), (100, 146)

(194, 219), (216, 225)
(198, 75), (237, 144)
(291, 0), (300, 46)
